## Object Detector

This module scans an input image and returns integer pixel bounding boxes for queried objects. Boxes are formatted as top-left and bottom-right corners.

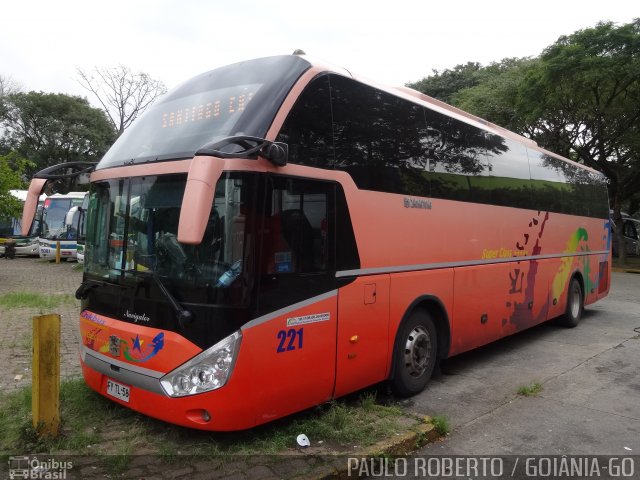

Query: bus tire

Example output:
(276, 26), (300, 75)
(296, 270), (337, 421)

(391, 308), (437, 397)
(558, 277), (583, 328)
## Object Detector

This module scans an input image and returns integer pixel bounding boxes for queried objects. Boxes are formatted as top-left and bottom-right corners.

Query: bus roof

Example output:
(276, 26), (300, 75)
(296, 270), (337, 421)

(9, 189), (47, 202)
(47, 192), (87, 199)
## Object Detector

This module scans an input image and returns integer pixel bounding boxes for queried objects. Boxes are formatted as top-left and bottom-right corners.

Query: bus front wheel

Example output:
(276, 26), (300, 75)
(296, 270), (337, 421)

(391, 309), (437, 397)
(558, 277), (584, 328)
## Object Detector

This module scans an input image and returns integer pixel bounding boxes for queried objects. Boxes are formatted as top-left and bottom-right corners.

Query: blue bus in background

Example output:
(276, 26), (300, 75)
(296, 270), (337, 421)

(0, 190), (44, 257)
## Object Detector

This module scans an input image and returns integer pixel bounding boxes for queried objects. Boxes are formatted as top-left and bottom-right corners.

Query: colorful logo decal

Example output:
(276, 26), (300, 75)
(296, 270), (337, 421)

(81, 310), (166, 363)
(84, 327), (102, 350)
(109, 335), (121, 357)
(99, 332), (165, 363)
(81, 310), (106, 326)
(551, 227), (589, 301)
(505, 211), (550, 330)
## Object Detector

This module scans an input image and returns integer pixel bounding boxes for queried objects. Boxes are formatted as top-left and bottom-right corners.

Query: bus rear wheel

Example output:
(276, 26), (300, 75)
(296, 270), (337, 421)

(391, 309), (437, 397)
(558, 277), (583, 328)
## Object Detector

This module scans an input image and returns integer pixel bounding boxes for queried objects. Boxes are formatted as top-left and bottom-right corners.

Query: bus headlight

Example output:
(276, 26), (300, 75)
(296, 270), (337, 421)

(160, 331), (242, 397)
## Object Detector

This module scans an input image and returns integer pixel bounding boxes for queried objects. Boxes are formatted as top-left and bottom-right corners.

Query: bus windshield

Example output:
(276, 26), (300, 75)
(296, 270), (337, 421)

(28, 204), (44, 237)
(0, 217), (21, 237)
(42, 197), (83, 240)
(85, 174), (257, 306)
(97, 56), (311, 169)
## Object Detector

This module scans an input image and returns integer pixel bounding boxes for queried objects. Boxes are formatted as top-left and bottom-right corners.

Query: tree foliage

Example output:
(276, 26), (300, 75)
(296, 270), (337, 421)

(77, 65), (167, 136)
(0, 74), (22, 118)
(454, 58), (539, 135)
(0, 91), (116, 175)
(520, 20), (640, 192)
(520, 20), (640, 262)
(0, 152), (33, 220)
(409, 19), (640, 262)
(406, 62), (483, 105)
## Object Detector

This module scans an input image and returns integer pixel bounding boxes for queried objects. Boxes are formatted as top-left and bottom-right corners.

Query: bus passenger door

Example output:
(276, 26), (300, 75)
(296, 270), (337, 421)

(250, 176), (338, 424)
(334, 275), (390, 398)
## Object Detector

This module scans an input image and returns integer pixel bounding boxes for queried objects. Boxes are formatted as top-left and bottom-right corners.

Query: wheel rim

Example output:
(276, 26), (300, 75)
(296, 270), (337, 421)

(570, 282), (581, 319)
(403, 325), (432, 378)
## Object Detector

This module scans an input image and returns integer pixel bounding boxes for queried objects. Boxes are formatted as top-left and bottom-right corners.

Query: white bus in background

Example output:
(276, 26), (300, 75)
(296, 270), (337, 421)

(39, 192), (87, 261)
(0, 190), (45, 257)
(65, 194), (90, 264)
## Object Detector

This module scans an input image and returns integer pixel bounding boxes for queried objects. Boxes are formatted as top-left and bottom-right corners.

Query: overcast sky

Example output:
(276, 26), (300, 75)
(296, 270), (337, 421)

(1, 1), (637, 106)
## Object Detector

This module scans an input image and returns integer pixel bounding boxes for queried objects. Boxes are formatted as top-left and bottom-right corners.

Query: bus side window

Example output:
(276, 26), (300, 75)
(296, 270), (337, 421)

(275, 75), (333, 168)
(262, 177), (331, 275)
(256, 176), (337, 315)
(280, 208), (315, 272)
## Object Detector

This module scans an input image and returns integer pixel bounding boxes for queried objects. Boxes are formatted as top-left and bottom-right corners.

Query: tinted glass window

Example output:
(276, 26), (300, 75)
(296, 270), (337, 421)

(0, 217), (20, 236)
(257, 176), (335, 315)
(276, 75), (334, 168)
(527, 151), (568, 214)
(278, 74), (608, 218)
(624, 221), (638, 239)
(586, 173), (610, 218)
(262, 176), (330, 275)
(483, 137), (531, 208)
(330, 75), (430, 196)
(98, 56), (311, 169)
(528, 151), (608, 218)
(564, 163), (591, 216)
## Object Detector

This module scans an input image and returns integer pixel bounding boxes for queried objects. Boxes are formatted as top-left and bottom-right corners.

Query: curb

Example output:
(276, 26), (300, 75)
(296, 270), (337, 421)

(312, 416), (440, 479)
(612, 267), (640, 274)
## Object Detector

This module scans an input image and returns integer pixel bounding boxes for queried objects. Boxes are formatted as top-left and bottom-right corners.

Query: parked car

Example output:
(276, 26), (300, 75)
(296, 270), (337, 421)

(612, 217), (640, 257)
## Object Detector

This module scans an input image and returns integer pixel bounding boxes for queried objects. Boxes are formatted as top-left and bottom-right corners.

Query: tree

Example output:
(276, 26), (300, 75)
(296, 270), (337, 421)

(77, 65), (167, 136)
(406, 62), (483, 104)
(453, 58), (539, 135)
(519, 20), (640, 263)
(409, 20), (640, 263)
(0, 92), (116, 174)
(0, 152), (33, 220)
(0, 74), (21, 118)
(0, 75), (21, 98)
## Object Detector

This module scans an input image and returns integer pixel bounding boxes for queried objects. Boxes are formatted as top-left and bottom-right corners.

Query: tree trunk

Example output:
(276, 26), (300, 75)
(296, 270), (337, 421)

(612, 195), (627, 265)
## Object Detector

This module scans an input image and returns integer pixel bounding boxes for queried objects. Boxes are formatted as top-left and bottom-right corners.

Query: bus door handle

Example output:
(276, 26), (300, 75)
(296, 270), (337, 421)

(364, 284), (376, 305)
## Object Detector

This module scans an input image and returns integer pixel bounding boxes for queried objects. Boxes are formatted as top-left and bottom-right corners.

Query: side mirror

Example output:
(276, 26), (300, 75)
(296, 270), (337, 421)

(21, 162), (96, 236)
(21, 178), (47, 236)
(65, 206), (80, 227)
(261, 142), (288, 167)
(177, 156), (224, 245)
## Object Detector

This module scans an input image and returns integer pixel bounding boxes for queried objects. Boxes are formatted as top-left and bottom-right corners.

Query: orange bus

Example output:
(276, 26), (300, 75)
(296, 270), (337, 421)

(22, 55), (611, 431)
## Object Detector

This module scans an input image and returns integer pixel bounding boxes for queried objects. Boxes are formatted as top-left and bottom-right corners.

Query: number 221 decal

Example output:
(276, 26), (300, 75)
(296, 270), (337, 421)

(276, 328), (303, 353)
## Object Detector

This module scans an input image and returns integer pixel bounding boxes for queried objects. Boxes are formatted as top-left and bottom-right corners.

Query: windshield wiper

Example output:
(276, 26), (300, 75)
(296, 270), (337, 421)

(195, 135), (287, 166)
(75, 280), (106, 300)
(126, 269), (192, 331)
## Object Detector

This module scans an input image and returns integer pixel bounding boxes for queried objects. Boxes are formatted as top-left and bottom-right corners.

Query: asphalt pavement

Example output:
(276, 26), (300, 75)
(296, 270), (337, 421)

(406, 271), (640, 457)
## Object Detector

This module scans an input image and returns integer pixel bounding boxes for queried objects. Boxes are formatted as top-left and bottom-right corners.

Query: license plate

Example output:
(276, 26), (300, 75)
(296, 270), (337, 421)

(106, 379), (130, 403)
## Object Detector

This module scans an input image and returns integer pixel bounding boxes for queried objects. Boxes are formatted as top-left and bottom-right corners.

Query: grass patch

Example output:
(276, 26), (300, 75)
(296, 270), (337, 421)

(430, 415), (450, 436)
(0, 379), (131, 455)
(173, 391), (407, 456)
(0, 380), (414, 468)
(517, 382), (543, 397)
(0, 292), (76, 311)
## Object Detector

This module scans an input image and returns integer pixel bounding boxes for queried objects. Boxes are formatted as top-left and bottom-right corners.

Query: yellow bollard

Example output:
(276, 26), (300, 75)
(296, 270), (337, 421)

(32, 314), (61, 437)
(55, 241), (61, 264)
